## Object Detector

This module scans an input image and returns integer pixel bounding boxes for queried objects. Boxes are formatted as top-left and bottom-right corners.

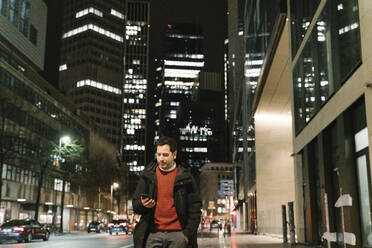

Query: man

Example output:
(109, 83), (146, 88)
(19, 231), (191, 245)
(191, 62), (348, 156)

(133, 136), (201, 248)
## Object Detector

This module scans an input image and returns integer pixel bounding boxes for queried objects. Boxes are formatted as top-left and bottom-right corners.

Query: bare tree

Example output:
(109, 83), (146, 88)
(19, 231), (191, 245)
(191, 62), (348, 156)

(86, 133), (118, 188)
(33, 140), (54, 221)
(84, 133), (128, 214)
(0, 96), (24, 204)
(54, 138), (84, 233)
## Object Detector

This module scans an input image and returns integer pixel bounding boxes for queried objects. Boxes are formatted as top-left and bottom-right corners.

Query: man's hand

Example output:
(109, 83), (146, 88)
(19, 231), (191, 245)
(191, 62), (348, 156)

(141, 197), (155, 208)
(184, 235), (189, 244)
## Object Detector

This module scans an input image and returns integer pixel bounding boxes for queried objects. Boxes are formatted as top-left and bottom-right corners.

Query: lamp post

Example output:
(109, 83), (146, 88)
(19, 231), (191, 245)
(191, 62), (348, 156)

(58, 136), (71, 164)
(111, 182), (119, 219)
(58, 135), (70, 233)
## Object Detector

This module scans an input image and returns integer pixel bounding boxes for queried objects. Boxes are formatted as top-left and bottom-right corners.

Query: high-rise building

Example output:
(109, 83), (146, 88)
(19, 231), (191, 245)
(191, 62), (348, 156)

(58, 0), (126, 148)
(121, 0), (150, 173)
(154, 23), (205, 142)
(154, 24), (227, 169)
(227, 0), (286, 232)
(178, 83), (226, 169)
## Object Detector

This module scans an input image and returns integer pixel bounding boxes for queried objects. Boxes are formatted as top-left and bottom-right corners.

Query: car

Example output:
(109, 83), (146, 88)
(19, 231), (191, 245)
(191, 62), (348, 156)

(127, 220), (138, 234)
(210, 220), (221, 231)
(108, 219), (128, 235)
(0, 219), (50, 243)
(87, 221), (102, 233)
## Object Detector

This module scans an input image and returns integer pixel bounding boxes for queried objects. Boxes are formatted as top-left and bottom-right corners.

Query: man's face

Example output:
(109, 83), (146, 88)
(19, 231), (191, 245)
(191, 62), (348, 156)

(156, 144), (177, 170)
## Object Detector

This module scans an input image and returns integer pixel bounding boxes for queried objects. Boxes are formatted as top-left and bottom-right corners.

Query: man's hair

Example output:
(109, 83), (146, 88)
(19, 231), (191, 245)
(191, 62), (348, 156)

(156, 136), (177, 153)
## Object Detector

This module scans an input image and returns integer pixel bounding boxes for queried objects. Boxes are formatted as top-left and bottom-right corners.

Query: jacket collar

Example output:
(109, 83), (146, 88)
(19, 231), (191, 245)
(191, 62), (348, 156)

(142, 161), (192, 183)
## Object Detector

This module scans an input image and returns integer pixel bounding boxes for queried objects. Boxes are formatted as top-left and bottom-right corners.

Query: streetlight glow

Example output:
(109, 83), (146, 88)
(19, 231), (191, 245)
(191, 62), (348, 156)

(110, 182), (120, 218)
(60, 136), (71, 145)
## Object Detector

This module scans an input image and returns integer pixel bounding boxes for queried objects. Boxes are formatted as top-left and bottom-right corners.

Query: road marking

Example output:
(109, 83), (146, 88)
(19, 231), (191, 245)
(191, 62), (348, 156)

(120, 245), (133, 248)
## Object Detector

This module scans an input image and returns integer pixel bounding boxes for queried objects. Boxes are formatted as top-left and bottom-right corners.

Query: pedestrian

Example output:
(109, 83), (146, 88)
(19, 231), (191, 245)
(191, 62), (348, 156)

(132, 136), (202, 248)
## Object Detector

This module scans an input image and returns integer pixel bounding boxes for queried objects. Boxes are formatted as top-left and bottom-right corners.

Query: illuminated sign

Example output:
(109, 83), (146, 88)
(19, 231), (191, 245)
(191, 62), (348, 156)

(179, 123), (213, 136)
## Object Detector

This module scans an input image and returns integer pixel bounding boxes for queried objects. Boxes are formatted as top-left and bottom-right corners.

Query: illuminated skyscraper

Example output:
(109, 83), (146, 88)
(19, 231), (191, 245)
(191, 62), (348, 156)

(59, 0), (126, 148)
(154, 25), (227, 168)
(154, 23), (205, 141)
(121, 0), (150, 173)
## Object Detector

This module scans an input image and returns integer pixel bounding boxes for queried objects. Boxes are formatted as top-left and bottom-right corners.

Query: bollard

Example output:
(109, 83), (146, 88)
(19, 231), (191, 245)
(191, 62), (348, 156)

(282, 205), (288, 243)
(288, 201), (295, 244)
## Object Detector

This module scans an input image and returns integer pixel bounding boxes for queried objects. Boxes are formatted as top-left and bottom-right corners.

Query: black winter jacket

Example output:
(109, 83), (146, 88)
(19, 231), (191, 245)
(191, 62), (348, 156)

(132, 162), (201, 248)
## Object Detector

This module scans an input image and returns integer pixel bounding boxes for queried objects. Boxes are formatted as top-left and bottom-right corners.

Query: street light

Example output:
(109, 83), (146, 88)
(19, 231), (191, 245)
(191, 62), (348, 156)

(111, 182), (119, 218)
(57, 135), (70, 233)
(58, 136), (71, 166)
(59, 136), (71, 155)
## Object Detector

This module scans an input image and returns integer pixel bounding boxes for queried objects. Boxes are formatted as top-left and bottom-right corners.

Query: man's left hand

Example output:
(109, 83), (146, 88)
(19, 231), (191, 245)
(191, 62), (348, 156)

(184, 235), (189, 244)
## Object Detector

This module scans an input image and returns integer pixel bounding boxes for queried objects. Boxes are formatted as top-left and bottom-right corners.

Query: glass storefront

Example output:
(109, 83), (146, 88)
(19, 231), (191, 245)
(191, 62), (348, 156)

(302, 97), (371, 246)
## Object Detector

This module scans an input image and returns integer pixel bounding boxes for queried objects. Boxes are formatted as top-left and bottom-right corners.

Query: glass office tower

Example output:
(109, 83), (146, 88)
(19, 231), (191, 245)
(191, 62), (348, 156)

(121, 0), (150, 173)
(154, 23), (205, 141)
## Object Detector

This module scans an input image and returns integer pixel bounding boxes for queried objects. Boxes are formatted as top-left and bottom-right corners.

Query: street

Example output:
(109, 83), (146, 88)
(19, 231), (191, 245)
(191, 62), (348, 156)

(0, 231), (309, 248)
(0, 232), (134, 248)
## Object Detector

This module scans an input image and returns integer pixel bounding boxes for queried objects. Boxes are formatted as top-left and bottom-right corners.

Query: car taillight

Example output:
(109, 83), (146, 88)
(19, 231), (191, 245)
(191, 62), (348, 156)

(13, 226), (24, 232)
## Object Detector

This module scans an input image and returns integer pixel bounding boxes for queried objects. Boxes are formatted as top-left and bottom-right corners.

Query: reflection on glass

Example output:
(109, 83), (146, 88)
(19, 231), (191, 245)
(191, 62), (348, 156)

(290, 0), (321, 58)
(292, 0), (361, 133)
(356, 155), (372, 247)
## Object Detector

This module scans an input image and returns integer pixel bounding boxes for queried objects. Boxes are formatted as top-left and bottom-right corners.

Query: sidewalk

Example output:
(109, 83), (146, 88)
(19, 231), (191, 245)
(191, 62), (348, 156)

(197, 231), (317, 248)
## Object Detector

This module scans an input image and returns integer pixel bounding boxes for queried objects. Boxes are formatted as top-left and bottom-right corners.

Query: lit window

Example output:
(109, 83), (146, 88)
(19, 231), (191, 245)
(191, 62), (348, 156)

(164, 60), (204, 67)
(76, 7), (103, 18)
(111, 9), (125, 19)
(170, 54), (204, 59)
(63, 24), (123, 42)
(59, 64), (67, 71)
(167, 34), (203, 39)
(75, 79), (121, 95)
(164, 68), (201, 78)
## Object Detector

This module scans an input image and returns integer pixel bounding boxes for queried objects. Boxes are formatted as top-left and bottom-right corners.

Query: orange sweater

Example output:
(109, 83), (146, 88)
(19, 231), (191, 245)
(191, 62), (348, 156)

(153, 166), (182, 231)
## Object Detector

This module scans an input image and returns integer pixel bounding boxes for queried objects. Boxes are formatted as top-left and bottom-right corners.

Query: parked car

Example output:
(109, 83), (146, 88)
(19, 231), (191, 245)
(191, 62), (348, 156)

(0, 219), (50, 243)
(210, 220), (220, 231)
(87, 221), (102, 233)
(108, 219), (128, 235)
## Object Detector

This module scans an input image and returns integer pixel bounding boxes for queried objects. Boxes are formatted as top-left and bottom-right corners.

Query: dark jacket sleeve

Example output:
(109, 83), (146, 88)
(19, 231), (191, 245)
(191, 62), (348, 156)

(132, 175), (151, 215)
(183, 176), (202, 239)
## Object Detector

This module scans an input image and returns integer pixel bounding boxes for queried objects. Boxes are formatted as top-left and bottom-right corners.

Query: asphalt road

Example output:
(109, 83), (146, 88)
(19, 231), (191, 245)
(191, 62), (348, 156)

(0, 232), (134, 248)
(0, 231), (313, 248)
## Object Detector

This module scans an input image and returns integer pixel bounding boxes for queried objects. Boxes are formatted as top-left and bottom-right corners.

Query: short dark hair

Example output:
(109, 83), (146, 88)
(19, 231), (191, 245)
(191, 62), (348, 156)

(156, 136), (177, 153)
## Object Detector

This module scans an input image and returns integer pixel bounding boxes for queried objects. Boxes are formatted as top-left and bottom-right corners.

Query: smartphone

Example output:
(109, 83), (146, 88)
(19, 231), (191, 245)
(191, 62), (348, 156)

(140, 193), (150, 199)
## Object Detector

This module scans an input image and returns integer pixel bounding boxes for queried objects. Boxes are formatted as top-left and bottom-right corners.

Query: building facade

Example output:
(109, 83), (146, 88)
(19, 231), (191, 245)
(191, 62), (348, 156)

(227, 0), (287, 232)
(289, 0), (368, 246)
(58, 0), (126, 148)
(199, 163), (235, 223)
(0, 0), (113, 230)
(121, 0), (150, 173)
(177, 72), (227, 169)
(154, 23), (205, 141)
(248, 0), (372, 246)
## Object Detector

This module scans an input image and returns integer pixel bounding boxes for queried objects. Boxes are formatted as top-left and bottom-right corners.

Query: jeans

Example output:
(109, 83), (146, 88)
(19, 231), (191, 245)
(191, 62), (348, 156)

(145, 231), (187, 248)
